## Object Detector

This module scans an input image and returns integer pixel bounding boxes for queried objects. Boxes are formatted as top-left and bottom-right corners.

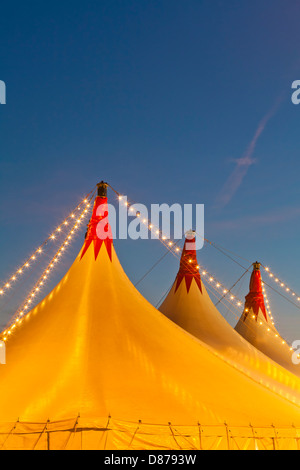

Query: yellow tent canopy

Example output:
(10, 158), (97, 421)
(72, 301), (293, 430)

(0, 187), (300, 450)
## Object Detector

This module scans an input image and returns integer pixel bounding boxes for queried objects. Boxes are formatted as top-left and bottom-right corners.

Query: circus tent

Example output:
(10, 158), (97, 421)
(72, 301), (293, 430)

(159, 233), (300, 395)
(235, 262), (300, 378)
(0, 184), (300, 450)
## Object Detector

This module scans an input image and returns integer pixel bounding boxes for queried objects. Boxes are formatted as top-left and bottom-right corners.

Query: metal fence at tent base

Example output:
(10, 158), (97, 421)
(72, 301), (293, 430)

(0, 417), (300, 450)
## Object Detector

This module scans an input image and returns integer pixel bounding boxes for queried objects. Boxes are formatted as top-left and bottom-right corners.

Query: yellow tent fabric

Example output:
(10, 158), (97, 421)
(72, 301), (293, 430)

(0, 196), (300, 450)
(159, 234), (300, 398)
(235, 262), (300, 378)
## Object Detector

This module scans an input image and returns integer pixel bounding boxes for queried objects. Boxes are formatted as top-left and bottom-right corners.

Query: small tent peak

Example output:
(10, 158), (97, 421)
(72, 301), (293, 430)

(243, 261), (267, 322)
(174, 233), (202, 294)
(80, 185), (113, 261)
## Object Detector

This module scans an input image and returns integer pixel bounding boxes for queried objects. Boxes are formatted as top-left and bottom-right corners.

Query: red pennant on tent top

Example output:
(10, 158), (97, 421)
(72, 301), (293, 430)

(175, 234), (202, 294)
(80, 195), (113, 261)
(243, 262), (267, 322)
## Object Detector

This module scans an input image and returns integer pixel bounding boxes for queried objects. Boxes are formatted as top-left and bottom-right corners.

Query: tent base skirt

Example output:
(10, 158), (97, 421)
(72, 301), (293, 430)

(0, 417), (300, 450)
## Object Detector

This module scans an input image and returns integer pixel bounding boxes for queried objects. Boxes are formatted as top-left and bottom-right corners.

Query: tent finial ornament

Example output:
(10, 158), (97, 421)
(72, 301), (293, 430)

(97, 181), (108, 197)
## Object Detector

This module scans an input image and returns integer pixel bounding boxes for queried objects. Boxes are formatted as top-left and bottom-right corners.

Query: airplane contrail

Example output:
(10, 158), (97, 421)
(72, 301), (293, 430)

(216, 98), (283, 209)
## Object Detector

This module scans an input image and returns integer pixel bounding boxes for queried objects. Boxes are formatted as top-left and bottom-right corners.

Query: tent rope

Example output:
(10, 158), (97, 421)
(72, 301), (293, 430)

(134, 239), (182, 288)
(32, 419), (49, 450)
(155, 281), (174, 308)
(0, 418), (19, 450)
(214, 266), (252, 307)
(128, 424), (140, 449)
(171, 426), (198, 450)
(168, 423), (182, 450)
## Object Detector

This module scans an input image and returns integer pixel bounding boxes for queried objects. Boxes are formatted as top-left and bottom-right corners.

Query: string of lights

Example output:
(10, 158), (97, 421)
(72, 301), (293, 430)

(115, 192), (249, 308)
(189, 228), (300, 312)
(0, 195), (94, 341)
(114, 189), (293, 351)
(193, 256), (292, 351)
(202, 279), (273, 345)
(0, 184), (294, 352)
(0, 188), (96, 298)
(262, 264), (300, 304)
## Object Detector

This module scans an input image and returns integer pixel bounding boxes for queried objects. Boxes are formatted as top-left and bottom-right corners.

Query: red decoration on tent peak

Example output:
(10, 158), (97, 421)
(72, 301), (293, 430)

(80, 183), (113, 261)
(175, 233), (202, 294)
(243, 262), (268, 322)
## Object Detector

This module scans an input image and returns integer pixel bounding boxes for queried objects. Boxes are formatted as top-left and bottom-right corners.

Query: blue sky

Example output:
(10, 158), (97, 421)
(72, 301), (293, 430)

(0, 0), (300, 340)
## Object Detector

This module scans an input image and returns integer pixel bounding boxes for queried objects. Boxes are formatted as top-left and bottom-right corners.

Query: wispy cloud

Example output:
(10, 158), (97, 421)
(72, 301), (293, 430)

(210, 206), (300, 232)
(215, 98), (283, 209)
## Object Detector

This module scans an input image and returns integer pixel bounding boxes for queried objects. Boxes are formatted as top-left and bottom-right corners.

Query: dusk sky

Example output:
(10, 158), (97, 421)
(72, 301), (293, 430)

(1, 0), (300, 341)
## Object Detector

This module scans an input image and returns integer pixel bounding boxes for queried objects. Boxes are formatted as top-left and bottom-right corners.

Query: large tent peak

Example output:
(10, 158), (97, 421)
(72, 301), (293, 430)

(80, 190), (113, 261)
